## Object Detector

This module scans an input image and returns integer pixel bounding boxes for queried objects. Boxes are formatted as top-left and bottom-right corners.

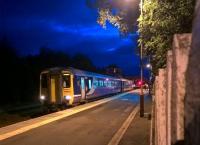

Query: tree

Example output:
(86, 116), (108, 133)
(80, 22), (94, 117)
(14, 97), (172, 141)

(71, 53), (96, 71)
(138, 0), (195, 74)
(86, 0), (139, 34)
(87, 0), (195, 74)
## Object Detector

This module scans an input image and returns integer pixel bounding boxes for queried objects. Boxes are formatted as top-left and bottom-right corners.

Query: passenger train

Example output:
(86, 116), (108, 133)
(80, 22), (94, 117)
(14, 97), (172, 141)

(39, 67), (133, 107)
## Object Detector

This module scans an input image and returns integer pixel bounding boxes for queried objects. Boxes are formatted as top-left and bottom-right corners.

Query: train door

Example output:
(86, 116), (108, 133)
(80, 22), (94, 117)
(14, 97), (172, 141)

(50, 75), (60, 103)
(50, 76), (56, 102)
(81, 77), (86, 100)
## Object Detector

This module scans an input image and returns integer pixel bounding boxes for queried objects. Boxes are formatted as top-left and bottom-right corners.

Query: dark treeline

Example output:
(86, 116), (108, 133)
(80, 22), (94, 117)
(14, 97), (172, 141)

(0, 38), (106, 106)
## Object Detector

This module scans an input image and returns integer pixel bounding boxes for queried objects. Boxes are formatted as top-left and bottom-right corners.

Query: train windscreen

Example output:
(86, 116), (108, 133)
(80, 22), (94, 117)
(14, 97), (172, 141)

(63, 74), (71, 88)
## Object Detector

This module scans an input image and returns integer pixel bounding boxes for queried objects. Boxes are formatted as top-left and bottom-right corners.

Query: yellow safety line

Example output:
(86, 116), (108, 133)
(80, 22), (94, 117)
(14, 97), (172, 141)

(107, 105), (140, 145)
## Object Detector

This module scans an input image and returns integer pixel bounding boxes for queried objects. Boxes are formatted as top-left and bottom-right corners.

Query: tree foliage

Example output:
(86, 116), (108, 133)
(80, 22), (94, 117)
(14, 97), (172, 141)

(86, 0), (139, 34)
(138, 0), (195, 74)
(88, 0), (195, 74)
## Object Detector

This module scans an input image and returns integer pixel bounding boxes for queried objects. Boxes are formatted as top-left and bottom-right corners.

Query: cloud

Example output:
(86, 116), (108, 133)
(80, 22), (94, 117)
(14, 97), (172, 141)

(1, 0), (140, 76)
(48, 22), (120, 37)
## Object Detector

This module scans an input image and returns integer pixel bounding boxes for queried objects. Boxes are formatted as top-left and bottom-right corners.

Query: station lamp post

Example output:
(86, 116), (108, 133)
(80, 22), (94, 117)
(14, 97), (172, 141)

(139, 0), (144, 117)
(125, 0), (145, 117)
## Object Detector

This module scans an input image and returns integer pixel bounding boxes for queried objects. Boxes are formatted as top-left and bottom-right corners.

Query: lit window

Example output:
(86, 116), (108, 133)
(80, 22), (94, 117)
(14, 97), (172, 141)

(81, 78), (85, 89)
(104, 81), (107, 87)
(63, 74), (71, 88)
(89, 80), (92, 89)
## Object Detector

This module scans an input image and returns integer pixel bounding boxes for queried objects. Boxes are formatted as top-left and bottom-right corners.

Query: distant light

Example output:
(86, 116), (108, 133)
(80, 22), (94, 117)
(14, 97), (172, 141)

(146, 64), (151, 68)
(106, 78), (109, 81)
(138, 81), (142, 86)
(40, 95), (46, 100)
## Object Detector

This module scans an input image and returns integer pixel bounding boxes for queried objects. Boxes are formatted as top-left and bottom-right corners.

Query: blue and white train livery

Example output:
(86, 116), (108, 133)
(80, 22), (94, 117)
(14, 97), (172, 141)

(39, 67), (133, 107)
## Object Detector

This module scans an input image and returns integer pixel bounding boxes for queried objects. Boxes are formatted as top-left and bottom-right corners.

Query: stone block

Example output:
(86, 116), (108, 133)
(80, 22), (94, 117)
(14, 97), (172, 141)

(155, 69), (167, 145)
(154, 76), (159, 145)
(171, 34), (192, 144)
(166, 50), (173, 145)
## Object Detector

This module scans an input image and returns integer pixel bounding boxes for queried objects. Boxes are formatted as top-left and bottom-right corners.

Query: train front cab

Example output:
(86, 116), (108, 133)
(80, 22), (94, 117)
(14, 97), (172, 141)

(62, 71), (74, 105)
(40, 70), (75, 106)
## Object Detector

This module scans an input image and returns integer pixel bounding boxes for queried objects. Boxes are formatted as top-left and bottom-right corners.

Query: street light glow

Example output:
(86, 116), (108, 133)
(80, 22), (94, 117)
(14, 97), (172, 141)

(146, 64), (151, 68)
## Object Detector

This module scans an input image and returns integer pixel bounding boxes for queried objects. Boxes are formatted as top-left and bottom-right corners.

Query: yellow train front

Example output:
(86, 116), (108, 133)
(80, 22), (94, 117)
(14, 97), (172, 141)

(39, 67), (133, 108)
(40, 68), (75, 107)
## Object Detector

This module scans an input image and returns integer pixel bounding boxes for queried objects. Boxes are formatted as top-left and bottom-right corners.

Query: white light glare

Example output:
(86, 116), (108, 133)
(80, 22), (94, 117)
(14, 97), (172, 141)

(146, 64), (151, 68)
(40, 95), (46, 100)
(65, 95), (71, 100)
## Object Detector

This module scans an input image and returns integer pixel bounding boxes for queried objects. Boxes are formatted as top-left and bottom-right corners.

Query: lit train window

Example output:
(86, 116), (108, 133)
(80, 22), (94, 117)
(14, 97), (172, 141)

(81, 78), (84, 89)
(63, 74), (71, 88)
(108, 81), (111, 87)
(104, 81), (108, 87)
(89, 80), (92, 89)
(93, 80), (98, 87)
(99, 80), (103, 87)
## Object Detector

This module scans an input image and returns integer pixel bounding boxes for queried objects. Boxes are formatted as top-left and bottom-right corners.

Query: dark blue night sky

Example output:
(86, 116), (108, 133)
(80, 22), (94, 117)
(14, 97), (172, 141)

(0, 0), (148, 76)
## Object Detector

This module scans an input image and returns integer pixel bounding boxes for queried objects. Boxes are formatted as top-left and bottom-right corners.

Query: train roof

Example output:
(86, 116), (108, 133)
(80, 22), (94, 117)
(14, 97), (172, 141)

(41, 67), (121, 80)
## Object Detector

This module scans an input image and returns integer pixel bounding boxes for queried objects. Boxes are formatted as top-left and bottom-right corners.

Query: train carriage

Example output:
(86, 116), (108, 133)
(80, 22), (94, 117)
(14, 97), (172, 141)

(40, 67), (133, 107)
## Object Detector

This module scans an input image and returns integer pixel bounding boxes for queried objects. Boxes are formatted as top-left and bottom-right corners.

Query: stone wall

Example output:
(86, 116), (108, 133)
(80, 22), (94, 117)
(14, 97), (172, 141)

(153, 34), (191, 145)
(154, 70), (167, 145)
(171, 34), (191, 143)
(152, 1), (200, 145)
(185, 0), (200, 145)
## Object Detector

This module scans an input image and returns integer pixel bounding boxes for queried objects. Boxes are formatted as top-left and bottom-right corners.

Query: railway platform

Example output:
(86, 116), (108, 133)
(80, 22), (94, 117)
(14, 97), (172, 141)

(0, 90), (152, 145)
(119, 96), (152, 145)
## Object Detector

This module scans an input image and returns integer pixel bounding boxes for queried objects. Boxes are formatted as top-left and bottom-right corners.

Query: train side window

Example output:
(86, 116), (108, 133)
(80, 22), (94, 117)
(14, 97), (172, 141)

(112, 81), (115, 87)
(81, 78), (85, 89)
(98, 80), (101, 87)
(75, 76), (80, 86)
(99, 80), (101, 87)
(99, 80), (103, 87)
(41, 74), (48, 88)
(63, 74), (71, 88)
(77, 80), (80, 86)
(101, 80), (103, 87)
(93, 80), (98, 87)
(104, 81), (107, 87)
(89, 80), (92, 89)
(108, 81), (111, 87)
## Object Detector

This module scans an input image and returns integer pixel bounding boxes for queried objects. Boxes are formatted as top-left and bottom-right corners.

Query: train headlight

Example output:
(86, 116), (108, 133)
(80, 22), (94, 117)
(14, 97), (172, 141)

(65, 95), (71, 100)
(40, 95), (46, 100)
